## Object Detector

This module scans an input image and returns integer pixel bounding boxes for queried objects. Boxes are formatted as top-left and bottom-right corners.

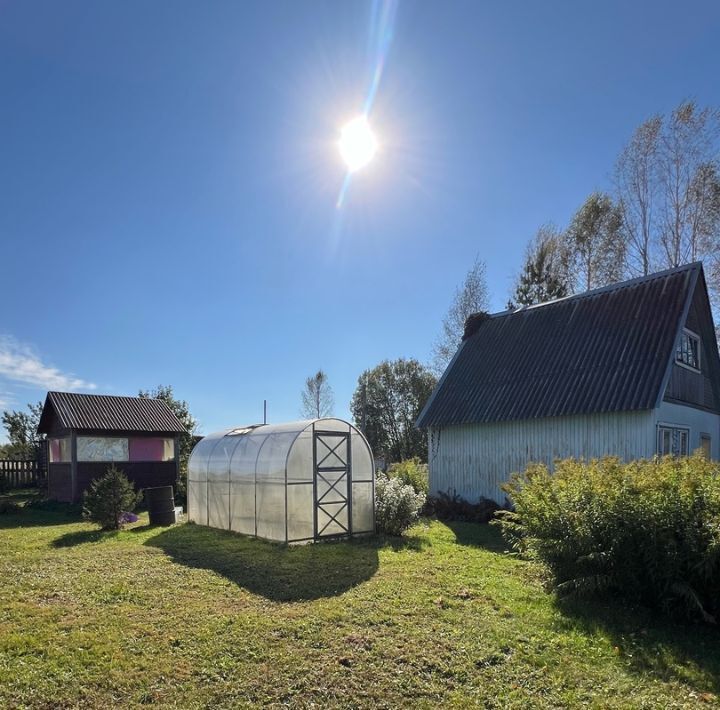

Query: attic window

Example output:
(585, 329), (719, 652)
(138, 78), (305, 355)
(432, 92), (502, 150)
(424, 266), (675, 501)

(676, 330), (700, 371)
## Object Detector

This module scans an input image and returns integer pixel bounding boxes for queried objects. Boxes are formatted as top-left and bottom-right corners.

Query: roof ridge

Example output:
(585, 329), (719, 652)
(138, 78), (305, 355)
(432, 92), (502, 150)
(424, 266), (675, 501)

(484, 261), (702, 320)
(49, 390), (160, 399)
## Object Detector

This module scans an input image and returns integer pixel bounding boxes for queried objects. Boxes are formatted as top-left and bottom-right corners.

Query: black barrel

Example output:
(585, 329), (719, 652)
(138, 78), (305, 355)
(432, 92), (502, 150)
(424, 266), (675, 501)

(145, 485), (176, 526)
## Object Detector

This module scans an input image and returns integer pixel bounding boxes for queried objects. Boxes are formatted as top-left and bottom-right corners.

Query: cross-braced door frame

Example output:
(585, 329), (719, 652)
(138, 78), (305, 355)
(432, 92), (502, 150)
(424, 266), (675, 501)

(312, 427), (352, 539)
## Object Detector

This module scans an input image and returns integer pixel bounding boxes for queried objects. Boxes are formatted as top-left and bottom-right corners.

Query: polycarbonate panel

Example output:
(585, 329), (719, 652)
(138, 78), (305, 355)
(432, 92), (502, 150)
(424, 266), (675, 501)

(317, 472), (347, 504)
(229, 433), (266, 483)
(256, 432), (296, 484)
(314, 418), (350, 433)
(189, 480), (208, 526)
(317, 502), (348, 536)
(351, 481), (374, 533)
(188, 430), (229, 483)
(316, 438), (347, 468)
(230, 481), (255, 535)
(208, 483), (230, 529)
(350, 430), (374, 481)
(255, 483), (286, 541)
(287, 484), (314, 541)
(208, 435), (241, 483)
(286, 429), (313, 483)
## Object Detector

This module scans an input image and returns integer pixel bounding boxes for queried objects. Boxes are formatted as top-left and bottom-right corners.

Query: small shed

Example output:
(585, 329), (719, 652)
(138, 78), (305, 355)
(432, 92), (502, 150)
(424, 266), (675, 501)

(37, 391), (187, 502)
(188, 418), (375, 543)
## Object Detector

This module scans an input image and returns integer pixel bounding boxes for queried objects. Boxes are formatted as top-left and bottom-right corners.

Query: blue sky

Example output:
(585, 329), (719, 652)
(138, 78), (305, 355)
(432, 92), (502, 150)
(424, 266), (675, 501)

(2, 0), (720, 438)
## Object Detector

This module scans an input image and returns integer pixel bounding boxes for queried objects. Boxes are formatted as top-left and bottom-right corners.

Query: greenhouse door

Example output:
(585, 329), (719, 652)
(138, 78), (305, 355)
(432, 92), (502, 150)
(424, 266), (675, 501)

(313, 430), (351, 538)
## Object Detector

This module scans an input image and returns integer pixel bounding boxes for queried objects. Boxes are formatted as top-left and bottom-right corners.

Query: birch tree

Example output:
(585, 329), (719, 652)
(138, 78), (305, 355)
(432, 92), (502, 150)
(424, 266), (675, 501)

(614, 115), (662, 276)
(565, 192), (625, 291)
(657, 101), (720, 268)
(301, 370), (334, 419)
(431, 257), (489, 374)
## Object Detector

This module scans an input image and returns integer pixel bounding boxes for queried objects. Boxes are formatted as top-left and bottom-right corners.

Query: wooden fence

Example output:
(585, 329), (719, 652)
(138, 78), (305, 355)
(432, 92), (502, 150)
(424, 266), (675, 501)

(0, 460), (43, 489)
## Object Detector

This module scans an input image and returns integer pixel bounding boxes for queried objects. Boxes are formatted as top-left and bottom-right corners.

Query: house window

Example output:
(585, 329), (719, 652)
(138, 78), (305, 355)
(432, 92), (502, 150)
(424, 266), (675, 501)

(676, 330), (700, 370)
(657, 426), (689, 457)
(700, 434), (712, 459)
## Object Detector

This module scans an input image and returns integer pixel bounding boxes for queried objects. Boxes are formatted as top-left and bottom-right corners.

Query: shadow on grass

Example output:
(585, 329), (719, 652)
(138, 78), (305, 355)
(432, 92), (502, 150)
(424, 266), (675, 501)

(52, 529), (113, 546)
(144, 523), (380, 601)
(0, 502), (83, 529)
(554, 595), (720, 694)
(446, 521), (510, 553)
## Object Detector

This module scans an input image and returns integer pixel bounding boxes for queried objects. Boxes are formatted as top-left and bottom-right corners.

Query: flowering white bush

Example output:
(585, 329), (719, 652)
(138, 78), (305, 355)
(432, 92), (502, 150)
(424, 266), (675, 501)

(375, 472), (426, 536)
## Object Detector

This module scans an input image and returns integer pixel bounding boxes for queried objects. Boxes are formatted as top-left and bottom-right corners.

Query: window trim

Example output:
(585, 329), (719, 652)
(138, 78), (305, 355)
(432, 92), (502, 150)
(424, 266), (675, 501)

(675, 328), (701, 372)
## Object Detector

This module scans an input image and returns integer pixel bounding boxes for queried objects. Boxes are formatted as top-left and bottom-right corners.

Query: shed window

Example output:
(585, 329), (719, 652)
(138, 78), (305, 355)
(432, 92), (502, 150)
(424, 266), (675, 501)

(77, 436), (175, 462)
(657, 426), (689, 457)
(49, 437), (71, 463)
(78, 437), (129, 462)
(129, 437), (174, 462)
(676, 330), (700, 370)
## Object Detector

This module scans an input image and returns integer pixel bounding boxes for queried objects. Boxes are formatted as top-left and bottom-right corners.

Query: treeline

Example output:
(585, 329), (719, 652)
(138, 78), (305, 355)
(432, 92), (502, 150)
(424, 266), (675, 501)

(509, 100), (720, 308)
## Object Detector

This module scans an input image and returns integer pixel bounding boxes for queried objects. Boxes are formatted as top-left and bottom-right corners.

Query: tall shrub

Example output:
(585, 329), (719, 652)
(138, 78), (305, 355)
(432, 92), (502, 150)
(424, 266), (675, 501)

(375, 472), (426, 536)
(496, 455), (720, 623)
(387, 458), (429, 495)
(83, 466), (141, 531)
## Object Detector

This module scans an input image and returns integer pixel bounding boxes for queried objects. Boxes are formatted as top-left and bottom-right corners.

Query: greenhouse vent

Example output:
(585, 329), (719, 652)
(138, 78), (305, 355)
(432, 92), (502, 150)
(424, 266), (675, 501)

(187, 418), (375, 543)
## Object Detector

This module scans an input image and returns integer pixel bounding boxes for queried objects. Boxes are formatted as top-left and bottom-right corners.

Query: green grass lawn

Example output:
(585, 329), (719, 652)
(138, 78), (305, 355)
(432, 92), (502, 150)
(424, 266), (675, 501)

(1, 504), (719, 708)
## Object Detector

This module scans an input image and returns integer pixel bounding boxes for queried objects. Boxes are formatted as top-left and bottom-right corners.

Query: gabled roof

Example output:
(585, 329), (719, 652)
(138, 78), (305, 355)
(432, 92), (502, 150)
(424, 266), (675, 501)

(37, 391), (187, 434)
(417, 262), (714, 428)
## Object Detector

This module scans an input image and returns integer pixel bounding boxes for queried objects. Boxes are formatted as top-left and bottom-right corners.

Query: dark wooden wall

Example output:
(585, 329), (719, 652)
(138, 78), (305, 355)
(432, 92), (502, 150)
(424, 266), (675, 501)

(48, 464), (72, 502)
(76, 461), (177, 502)
(663, 278), (720, 413)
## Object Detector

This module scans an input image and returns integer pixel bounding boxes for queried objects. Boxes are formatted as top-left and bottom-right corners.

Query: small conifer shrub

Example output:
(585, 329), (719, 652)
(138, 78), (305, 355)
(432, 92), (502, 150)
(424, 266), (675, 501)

(83, 466), (141, 531)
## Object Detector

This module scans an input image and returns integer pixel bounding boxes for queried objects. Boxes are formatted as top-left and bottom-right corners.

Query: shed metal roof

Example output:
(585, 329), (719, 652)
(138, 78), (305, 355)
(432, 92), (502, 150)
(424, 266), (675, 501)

(417, 262), (704, 428)
(37, 391), (187, 434)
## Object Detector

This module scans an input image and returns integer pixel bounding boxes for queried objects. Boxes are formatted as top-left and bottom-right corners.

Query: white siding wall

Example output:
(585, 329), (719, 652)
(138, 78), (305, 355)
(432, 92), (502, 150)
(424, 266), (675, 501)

(655, 401), (720, 459)
(429, 410), (656, 504)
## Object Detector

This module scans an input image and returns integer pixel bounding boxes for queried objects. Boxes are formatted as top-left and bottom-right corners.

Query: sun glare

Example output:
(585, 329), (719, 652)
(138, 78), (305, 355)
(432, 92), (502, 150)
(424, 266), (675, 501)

(338, 115), (378, 172)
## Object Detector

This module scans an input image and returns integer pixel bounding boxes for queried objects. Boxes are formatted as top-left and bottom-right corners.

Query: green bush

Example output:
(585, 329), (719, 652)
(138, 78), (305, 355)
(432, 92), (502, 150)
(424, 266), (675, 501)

(375, 472), (426, 536)
(83, 466), (142, 531)
(496, 455), (720, 623)
(387, 457), (429, 495)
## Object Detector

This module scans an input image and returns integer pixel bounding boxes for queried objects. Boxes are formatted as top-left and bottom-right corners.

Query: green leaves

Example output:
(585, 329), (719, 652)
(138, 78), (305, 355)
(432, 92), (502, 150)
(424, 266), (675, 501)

(497, 454), (720, 623)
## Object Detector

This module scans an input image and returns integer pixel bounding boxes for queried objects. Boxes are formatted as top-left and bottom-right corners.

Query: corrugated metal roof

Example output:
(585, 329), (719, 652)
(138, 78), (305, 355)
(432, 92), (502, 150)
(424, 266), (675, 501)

(417, 262), (702, 428)
(37, 391), (187, 434)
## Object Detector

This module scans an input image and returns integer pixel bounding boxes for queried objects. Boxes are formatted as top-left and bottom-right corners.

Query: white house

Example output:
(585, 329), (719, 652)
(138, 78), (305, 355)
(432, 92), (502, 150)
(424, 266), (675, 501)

(416, 262), (720, 504)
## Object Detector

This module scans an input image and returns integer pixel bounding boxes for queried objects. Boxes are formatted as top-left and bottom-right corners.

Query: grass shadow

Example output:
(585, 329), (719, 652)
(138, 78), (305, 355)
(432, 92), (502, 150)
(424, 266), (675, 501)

(145, 523), (379, 601)
(0, 504), (83, 529)
(554, 595), (720, 694)
(445, 521), (510, 553)
(52, 529), (111, 547)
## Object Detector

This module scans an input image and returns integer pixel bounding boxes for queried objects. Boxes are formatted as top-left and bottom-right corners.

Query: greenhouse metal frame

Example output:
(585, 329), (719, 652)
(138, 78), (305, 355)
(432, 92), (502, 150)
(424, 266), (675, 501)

(188, 418), (375, 543)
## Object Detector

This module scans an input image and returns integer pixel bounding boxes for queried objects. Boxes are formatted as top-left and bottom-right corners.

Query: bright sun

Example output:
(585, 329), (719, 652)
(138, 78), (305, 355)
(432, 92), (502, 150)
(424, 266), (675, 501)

(338, 115), (378, 172)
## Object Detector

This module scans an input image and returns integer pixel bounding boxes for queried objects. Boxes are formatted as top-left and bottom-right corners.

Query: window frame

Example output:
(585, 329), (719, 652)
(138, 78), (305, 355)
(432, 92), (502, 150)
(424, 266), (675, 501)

(657, 424), (690, 457)
(675, 328), (701, 372)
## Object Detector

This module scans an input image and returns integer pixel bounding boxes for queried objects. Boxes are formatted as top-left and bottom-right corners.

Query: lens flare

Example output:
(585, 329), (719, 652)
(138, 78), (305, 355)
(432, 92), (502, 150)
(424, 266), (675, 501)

(338, 116), (378, 172)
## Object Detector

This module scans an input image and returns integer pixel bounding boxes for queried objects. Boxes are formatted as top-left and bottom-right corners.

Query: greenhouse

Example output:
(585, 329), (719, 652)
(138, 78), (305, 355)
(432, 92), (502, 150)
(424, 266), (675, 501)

(187, 418), (375, 543)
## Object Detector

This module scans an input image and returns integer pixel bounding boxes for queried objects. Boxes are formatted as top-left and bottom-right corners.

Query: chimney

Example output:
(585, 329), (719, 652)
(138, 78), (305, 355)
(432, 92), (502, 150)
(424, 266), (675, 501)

(462, 311), (490, 340)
